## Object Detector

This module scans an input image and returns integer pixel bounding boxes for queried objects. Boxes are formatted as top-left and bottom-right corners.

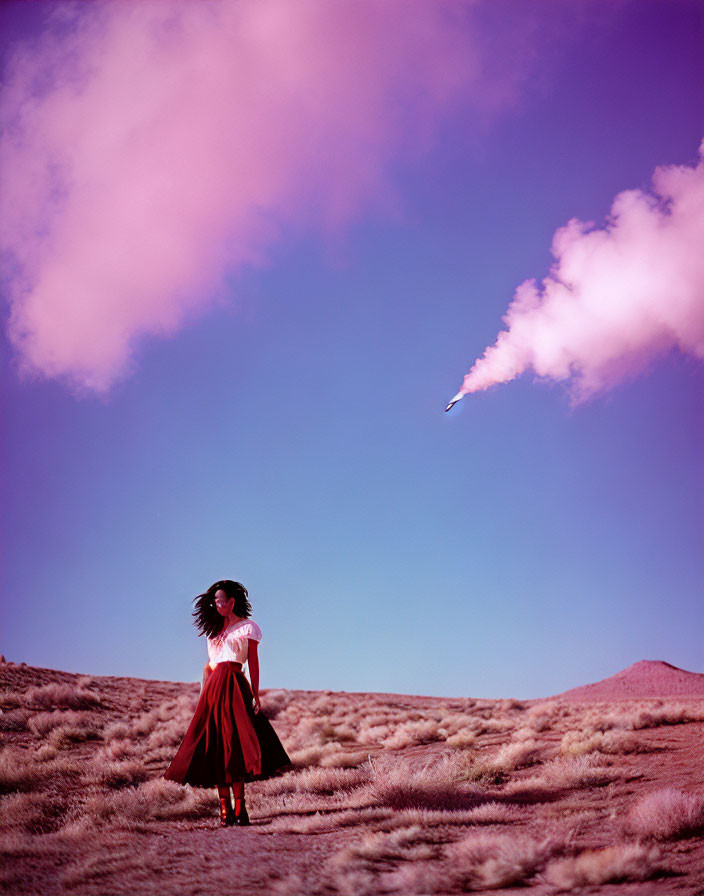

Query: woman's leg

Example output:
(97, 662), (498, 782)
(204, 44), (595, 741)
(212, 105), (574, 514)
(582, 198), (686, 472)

(217, 785), (234, 827)
(232, 781), (250, 825)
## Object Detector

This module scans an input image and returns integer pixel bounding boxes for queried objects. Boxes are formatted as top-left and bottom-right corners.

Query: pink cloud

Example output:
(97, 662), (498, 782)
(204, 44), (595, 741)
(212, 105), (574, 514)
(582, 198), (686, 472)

(0, 0), (515, 394)
(454, 142), (704, 404)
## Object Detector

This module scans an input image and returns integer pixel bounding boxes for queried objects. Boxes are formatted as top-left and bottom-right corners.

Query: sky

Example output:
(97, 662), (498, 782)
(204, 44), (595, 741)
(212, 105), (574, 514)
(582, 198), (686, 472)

(1, 0), (702, 700)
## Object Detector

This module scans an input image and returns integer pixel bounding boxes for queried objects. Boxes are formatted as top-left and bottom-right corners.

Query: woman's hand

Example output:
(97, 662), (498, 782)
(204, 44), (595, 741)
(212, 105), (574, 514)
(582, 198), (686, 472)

(252, 695), (261, 714)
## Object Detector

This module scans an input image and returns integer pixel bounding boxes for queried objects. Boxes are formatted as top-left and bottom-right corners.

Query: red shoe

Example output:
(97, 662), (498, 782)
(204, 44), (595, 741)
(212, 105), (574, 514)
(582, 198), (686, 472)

(219, 797), (235, 827)
(234, 803), (250, 826)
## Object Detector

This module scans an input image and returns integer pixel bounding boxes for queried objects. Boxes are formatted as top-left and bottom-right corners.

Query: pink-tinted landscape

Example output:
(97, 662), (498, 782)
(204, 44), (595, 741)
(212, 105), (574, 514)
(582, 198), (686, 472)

(1, 3), (703, 893)
(2, 658), (704, 895)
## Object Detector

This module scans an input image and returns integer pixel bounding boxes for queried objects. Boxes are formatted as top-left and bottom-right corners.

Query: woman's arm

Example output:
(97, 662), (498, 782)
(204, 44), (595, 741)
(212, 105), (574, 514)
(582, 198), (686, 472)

(202, 662), (212, 691)
(248, 639), (260, 713)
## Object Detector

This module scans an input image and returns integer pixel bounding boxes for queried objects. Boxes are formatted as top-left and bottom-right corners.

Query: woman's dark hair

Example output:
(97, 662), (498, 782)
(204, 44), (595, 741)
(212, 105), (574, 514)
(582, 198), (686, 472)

(192, 580), (252, 638)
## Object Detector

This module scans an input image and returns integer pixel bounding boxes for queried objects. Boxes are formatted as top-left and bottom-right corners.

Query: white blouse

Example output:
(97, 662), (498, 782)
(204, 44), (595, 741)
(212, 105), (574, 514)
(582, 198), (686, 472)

(207, 618), (262, 670)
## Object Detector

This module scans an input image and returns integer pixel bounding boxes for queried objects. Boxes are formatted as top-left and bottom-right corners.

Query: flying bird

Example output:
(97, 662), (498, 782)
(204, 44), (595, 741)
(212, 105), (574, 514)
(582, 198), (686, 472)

(444, 392), (464, 412)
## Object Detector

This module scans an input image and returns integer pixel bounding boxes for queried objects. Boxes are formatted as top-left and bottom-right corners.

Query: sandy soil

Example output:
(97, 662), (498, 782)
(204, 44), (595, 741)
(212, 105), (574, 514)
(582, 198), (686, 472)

(1, 660), (703, 896)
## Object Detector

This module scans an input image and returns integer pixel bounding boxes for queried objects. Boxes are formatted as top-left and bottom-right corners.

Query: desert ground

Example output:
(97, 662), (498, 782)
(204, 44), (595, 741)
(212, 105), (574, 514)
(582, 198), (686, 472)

(1, 658), (703, 896)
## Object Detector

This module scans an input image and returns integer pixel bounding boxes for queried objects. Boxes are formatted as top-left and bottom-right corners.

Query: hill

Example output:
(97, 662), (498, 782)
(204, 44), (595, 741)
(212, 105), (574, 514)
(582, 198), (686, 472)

(551, 660), (704, 701)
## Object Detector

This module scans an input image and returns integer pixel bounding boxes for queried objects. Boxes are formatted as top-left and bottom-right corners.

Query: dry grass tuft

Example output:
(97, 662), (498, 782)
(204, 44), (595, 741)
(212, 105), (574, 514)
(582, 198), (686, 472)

(22, 682), (102, 710)
(0, 747), (52, 792)
(625, 787), (704, 840)
(544, 842), (663, 888)
(0, 707), (30, 732)
(104, 708), (161, 741)
(581, 700), (704, 734)
(57, 837), (137, 890)
(445, 729), (477, 748)
(78, 778), (214, 830)
(259, 764), (370, 798)
(510, 753), (615, 792)
(89, 759), (149, 789)
(461, 739), (541, 783)
(345, 825), (440, 862)
(268, 806), (393, 833)
(35, 744), (59, 762)
(525, 701), (567, 732)
(369, 751), (483, 811)
(27, 710), (100, 738)
(560, 728), (643, 756)
(380, 720), (445, 749)
(463, 801), (520, 825)
(286, 715), (342, 751)
(259, 688), (292, 719)
(325, 826), (444, 894)
(446, 831), (562, 889)
(319, 749), (368, 768)
(289, 741), (368, 768)
(0, 790), (72, 834)
(27, 710), (104, 751)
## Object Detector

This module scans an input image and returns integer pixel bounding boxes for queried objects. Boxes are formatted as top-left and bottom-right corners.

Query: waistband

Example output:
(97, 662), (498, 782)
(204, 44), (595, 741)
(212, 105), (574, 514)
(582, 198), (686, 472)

(210, 660), (243, 671)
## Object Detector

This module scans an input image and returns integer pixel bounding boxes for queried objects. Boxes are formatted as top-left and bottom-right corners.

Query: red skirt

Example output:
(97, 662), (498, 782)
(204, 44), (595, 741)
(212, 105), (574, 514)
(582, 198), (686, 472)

(164, 661), (292, 788)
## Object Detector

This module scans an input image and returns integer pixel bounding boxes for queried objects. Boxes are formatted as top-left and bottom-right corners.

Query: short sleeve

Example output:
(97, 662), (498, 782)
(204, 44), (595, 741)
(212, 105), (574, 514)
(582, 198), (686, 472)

(241, 620), (262, 642)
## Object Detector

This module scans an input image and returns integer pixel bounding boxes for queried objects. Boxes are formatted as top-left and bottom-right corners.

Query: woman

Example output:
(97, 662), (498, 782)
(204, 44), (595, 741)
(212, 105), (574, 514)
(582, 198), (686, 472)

(164, 580), (292, 827)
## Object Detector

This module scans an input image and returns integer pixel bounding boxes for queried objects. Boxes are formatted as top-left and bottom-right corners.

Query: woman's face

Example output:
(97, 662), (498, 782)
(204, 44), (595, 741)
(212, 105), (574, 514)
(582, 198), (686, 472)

(214, 589), (235, 617)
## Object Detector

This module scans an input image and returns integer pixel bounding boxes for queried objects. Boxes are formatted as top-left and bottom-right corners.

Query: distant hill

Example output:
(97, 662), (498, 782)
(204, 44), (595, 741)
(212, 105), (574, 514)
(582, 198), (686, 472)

(550, 660), (704, 701)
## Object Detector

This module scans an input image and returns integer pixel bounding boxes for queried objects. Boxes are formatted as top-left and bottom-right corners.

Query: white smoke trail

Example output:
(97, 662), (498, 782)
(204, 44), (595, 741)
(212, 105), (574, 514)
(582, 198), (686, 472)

(450, 141), (704, 407)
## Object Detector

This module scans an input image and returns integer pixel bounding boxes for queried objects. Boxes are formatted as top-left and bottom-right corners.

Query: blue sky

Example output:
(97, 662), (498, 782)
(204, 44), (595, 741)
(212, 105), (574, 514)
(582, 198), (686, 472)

(1, 0), (702, 698)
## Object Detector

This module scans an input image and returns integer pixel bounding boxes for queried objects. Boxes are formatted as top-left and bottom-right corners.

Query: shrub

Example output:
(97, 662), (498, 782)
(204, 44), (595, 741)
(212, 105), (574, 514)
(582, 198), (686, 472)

(463, 801), (520, 825)
(94, 739), (139, 762)
(560, 729), (642, 757)
(340, 825), (438, 863)
(436, 712), (478, 738)
(146, 724), (185, 751)
(291, 742), (368, 768)
(544, 843), (662, 888)
(22, 682), (102, 710)
(525, 702), (564, 732)
(260, 688), (292, 719)
(357, 723), (394, 746)
(271, 765), (369, 796)
(500, 698), (526, 712)
(28, 711), (102, 747)
(36, 744), (59, 762)
(323, 825), (444, 895)
(512, 753), (615, 792)
(47, 723), (101, 750)
(446, 832), (561, 889)
(369, 752), (483, 811)
(0, 708), (29, 732)
(102, 720), (129, 739)
(0, 791), (69, 834)
(582, 701), (704, 735)
(461, 739), (541, 783)
(320, 750), (368, 769)
(381, 720), (444, 749)
(89, 759), (148, 789)
(267, 806), (392, 834)
(625, 788), (704, 840)
(0, 691), (20, 710)
(0, 747), (51, 793)
(286, 716), (340, 750)
(446, 730), (477, 748)
(104, 710), (160, 740)
(78, 778), (214, 830)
